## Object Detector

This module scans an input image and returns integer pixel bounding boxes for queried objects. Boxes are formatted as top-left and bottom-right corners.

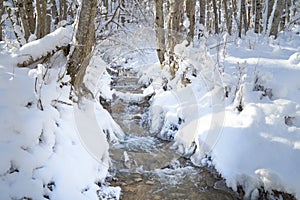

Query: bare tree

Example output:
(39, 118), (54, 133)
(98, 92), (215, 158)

(154, 0), (166, 65)
(66, 0), (97, 94)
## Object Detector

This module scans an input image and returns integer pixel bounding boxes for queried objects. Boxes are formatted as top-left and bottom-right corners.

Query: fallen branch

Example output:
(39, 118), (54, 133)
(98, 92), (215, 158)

(14, 25), (74, 68)
(17, 45), (70, 67)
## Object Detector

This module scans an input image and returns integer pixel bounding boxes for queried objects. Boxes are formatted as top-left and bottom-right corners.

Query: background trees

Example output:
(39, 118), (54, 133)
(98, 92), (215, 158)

(0, 0), (299, 87)
(153, 0), (300, 75)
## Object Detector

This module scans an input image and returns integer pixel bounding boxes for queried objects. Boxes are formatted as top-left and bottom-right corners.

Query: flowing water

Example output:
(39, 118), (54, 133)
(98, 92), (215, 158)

(106, 69), (241, 200)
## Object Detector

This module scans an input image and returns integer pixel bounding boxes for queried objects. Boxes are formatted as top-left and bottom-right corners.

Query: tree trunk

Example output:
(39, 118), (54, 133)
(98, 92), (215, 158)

(168, 0), (184, 77)
(254, 0), (262, 33)
(0, 0), (3, 41)
(206, 0), (211, 33)
(270, 0), (284, 38)
(186, 0), (196, 45)
(7, 3), (25, 45)
(51, 0), (59, 25)
(45, 2), (51, 35)
(36, 0), (47, 39)
(241, 0), (248, 33)
(24, 0), (35, 35)
(60, 0), (67, 21)
(104, 0), (108, 20)
(223, 0), (233, 34)
(17, 0), (31, 41)
(154, 0), (166, 65)
(264, 0), (274, 34)
(231, 0), (238, 34)
(66, 0), (97, 91)
(238, 0), (245, 37)
(199, 0), (206, 35)
(212, 0), (219, 34)
(281, 0), (291, 30)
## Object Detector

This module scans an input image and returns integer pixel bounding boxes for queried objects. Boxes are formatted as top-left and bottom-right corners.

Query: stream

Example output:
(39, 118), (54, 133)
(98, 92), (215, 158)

(106, 68), (241, 200)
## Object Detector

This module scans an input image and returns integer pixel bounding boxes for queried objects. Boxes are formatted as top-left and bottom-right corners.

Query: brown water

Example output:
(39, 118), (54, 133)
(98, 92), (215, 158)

(106, 69), (241, 200)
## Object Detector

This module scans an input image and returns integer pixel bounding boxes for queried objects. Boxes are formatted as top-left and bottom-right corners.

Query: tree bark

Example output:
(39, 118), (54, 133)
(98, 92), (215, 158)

(7, 3), (25, 45)
(254, 0), (262, 33)
(0, 0), (3, 41)
(66, 0), (97, 91)
(45, 3), (51, 36)
(36, 0), (47, 39)
(59, 0), (67, 21)
(154, 0), (166, 65)
(238, 0), (245, 37)
(24, 0), (35, 35)
(168, 0), (184, 77)
(186, 0), (196, 45)
(241, 0), (248, 33)
(17, 0), (31, 41)
(270, 0), (284, 38)
(223, 0), (233, 34)
(51, 0), (59, 25)
(206, 0), (211, 33)
(199, 0), (206, 25)
(212, 0), (219, 34)
(264, 0), (274, 34)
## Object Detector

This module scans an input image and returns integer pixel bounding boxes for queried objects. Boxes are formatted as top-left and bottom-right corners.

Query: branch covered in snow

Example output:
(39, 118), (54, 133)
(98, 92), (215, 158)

(13, 25), (74, 67)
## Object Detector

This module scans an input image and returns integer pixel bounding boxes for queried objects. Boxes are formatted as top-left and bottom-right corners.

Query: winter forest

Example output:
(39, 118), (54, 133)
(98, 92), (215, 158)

(0, 0), (300, 199)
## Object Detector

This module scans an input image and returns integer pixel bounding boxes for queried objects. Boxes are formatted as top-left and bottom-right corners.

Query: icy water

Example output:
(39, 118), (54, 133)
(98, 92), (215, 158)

(106, 69), (241, 200)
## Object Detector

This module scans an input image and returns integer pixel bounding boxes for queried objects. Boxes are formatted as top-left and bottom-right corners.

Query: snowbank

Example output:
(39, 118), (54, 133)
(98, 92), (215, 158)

(0, 48), (119, 199)
(150, 31), (300, 198)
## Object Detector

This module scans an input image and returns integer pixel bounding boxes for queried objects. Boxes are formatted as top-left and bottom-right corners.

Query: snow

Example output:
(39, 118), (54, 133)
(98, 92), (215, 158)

(1, 7), (300, 199)
(12, 25), (73, 66)
(149, 29), (300, 198)
(0, 33), (120, 199)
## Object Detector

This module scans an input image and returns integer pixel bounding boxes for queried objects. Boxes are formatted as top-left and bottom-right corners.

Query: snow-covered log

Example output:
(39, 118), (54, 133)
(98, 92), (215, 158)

(13, 25), (73, 67)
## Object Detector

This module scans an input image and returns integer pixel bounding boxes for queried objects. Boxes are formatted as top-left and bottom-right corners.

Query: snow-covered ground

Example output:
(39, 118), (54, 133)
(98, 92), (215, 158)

(149, 28), (300, 199)
(0, 29), (122, 199)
